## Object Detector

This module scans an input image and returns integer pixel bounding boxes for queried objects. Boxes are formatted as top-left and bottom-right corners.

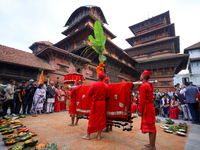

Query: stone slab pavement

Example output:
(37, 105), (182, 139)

(0, 112), (200, 150)
(155, 115), (200, 150)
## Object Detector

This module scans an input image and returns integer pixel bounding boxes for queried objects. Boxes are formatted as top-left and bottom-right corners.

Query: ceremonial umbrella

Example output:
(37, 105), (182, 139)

(63, 72), (84, 84)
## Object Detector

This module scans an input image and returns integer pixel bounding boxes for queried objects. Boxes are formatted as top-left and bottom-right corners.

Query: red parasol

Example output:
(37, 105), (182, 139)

(63, 72), (84, 84)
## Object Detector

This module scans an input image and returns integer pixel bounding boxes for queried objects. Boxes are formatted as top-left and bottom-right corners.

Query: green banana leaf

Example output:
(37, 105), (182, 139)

(88, 21), (106, 63)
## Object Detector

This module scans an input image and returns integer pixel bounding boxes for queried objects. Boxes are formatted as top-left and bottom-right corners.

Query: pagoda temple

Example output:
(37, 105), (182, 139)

(124, 11), (189, 91)
(28, 5), (141, 85)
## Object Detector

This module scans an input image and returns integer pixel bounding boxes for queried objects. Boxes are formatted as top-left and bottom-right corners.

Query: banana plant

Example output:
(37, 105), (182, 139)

(88, 21), (106, 63)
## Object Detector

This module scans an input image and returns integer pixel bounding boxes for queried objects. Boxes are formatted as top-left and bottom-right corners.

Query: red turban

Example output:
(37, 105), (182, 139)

(75, 80), (79, 84)
(104, 77), (110, 81)
(142, 70), (152, 77)
(98, 71), (105, 79)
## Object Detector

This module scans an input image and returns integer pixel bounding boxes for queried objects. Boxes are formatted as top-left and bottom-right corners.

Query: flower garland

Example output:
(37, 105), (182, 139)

(96, 62), (105, 74)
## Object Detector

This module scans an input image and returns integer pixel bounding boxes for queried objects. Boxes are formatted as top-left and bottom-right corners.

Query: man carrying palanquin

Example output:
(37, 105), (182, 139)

(82, 71), (110, 140)
(138, 70), (157, 150)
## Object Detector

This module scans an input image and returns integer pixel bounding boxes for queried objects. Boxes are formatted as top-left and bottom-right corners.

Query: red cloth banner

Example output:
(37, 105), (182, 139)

(75, 82), (133, 121)
(64, 72), (84, 84)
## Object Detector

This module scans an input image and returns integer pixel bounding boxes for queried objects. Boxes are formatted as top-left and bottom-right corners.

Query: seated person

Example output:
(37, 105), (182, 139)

(169, 94), (182, 119)
(154, 94), (161, 116)
(160, 93), (171, 118)
(131, 94), (138, 113)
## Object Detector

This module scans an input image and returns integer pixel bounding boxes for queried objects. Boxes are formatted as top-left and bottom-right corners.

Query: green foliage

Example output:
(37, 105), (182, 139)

(155, 118), (161, 123)
(62, 145), (66, 150)
(88, 21), (106, 63)
(165, 118), (174, 124)
(47, 142), (57, 150)
(39, 68), (44, 72)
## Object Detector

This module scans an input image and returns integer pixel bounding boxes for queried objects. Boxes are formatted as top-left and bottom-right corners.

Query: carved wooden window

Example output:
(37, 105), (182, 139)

(92, 70), (97, 79)
(182, 77), (189, 85)
(161, 81), (169, 86)
(76, 68), (82, 74)
(58, 65), (67, 72)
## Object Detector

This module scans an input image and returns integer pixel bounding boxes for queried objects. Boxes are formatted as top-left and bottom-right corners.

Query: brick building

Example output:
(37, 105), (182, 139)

(0, 7), (188, 89)
(0, 6), (141, 86)
(124, 11), (189, 91)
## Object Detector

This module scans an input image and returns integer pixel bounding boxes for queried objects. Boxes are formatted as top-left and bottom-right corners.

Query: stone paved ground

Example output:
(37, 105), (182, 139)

(1, 112), (196, 150)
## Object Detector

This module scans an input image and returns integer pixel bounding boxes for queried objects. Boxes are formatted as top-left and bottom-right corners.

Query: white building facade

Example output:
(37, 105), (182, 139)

(174, 41), (200, 87)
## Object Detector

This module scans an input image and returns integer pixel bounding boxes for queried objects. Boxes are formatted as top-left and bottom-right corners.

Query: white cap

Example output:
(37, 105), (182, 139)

(29, 79), (34, 82)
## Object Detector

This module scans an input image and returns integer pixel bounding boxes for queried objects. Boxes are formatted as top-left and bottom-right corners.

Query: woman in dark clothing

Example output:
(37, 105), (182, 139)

(154, 94), (161, 116)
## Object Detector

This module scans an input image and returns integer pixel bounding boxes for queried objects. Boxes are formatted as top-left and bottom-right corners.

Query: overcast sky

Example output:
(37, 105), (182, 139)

(0, 0), (200, 73)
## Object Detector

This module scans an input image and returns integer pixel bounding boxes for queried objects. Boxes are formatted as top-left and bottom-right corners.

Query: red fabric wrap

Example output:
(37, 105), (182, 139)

(86, 81), (109, 133)
(54, 89), (60, 112)
(106, 82), (132, 119)
(68, 87), (77, 115)
(98, 71), (105, 79)
(60, 101), (65, 111)
(69, 101), (77, 115)
(139, 81), (156, 134)
(131, 104), (137, 113)
(169, 101), (180, 119)
(87, 101), (106, 134)
(75, 82), (133, 122)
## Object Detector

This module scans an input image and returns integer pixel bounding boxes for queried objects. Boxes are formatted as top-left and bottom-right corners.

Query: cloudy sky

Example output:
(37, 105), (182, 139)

(0, 0), (200, 73)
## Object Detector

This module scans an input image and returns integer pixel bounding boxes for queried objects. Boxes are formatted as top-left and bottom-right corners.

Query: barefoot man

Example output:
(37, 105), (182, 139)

(138, 70), (157, 150)
(82, 71), (110, 140)
(68, 82), (79, 126)
(102, 77), (112, 132)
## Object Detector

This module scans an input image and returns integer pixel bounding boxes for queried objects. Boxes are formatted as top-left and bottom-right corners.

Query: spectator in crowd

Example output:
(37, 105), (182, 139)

(175, 83), (180, 91)
(160, 93), (171, 118)
(43, 81), (48, 92)
(180, 82), (199, 124)
(196, 88), (200, 102)
(13, 85), (19, 112)
(131, 94), (138, 113)
(154, 94), (161, 116)
(5, 79), (20, 116)
(169, 94), (182, 119)
(46, 81), (56, 114)
(15, 80), (26, 115)
(60, 86), (66, 111)
(42, 81), (48, 113)
(64, 86), (70, 111)
(31, 84), (46, 115)
(190, 81), (197, 87)
(54, 84), (61, 112)
(155, 89), (161, 96)
(165, 89), (171, 97)
(0, 94), (5, 117)
(24, 79), (36, 115)
(177, 88), (192, 121)
(1, 87), (6, 96)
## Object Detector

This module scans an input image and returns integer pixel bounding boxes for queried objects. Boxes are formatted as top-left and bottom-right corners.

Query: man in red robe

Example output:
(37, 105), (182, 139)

(102, 77), (112, 132)
(138, 70), (156, 150)
(68, 81), (79, 126)
(82, 71), (109, 140)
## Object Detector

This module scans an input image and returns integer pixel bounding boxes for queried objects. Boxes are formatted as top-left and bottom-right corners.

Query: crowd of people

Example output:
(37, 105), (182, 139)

(131, 82), (200, 124)
(0, 79), (71, 117)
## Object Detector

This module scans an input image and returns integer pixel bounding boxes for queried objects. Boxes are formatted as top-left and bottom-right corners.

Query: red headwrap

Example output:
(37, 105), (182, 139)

(75, 80), (79, 84)
(142, 70), (152, 77)
(98, 71), (105, 79)
(104, 77), (110, 82)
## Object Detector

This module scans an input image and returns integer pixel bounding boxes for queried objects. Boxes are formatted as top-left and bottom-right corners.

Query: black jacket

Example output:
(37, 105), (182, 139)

(47, 86), (56, 98)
